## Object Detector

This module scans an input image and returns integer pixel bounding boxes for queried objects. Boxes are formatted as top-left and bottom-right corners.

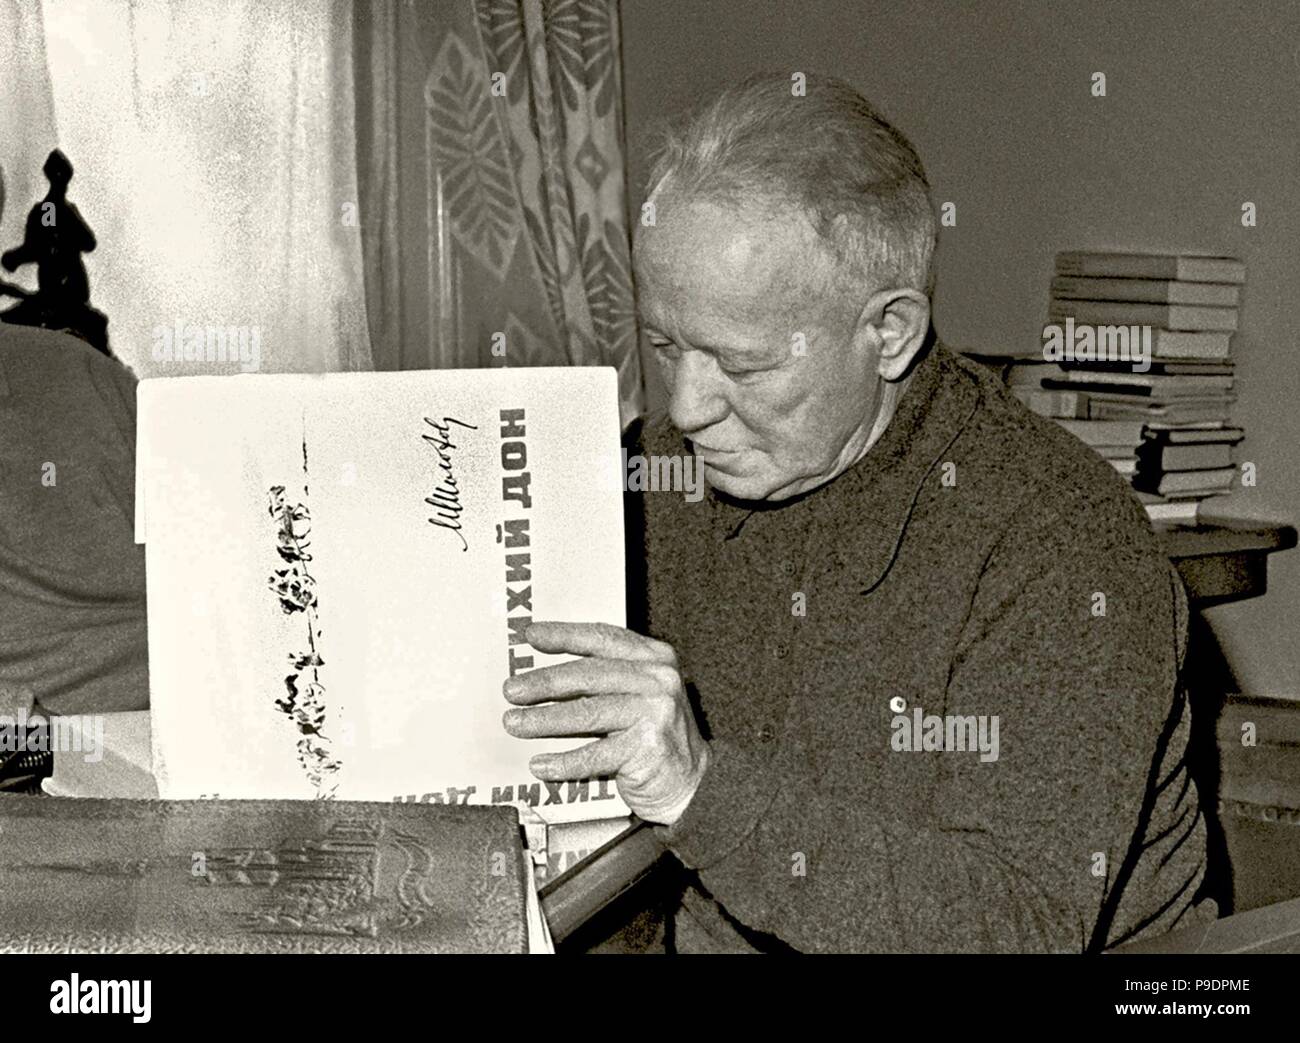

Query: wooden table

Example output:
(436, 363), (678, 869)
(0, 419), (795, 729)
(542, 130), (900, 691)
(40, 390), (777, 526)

(1156, 520), (1297, 607)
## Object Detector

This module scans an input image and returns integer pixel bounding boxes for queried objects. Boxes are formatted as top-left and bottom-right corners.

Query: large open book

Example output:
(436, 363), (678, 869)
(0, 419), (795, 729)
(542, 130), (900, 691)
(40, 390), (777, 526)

(134, 367), (629, 826)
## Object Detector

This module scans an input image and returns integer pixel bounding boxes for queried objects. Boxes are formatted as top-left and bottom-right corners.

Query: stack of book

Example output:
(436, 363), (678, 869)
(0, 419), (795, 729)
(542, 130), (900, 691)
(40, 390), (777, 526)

(1002, 251), (1246, 525)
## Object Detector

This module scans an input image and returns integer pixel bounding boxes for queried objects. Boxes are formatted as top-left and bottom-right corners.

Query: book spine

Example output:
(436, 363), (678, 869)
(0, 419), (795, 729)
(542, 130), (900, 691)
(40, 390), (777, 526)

(1051, 277), (1239, 307)
(1048, 300), (1239, 332)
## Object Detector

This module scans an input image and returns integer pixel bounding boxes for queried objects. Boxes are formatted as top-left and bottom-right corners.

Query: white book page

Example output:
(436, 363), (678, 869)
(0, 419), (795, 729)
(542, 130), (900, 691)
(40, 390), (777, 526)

(139, 368), (628, 824)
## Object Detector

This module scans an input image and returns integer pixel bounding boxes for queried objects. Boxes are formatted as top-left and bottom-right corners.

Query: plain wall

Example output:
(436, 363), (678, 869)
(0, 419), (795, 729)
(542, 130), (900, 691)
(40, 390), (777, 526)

(620, 0), (1300, 698)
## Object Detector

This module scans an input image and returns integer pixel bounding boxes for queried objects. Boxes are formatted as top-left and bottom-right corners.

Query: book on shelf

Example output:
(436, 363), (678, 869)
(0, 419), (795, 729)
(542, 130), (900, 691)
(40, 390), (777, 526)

(971, 329), (1232, 365)
(1040, 372), (1233, 397)
(1087, 395), (1236, 425)
(1096, 445), (1140, 461)
(1054, 252), (1246, 284)
(1053, 419), (1146, 447)
(1047, 298), (1238, 333)
(1139, 442), (1235, 472)
(1142, 501), (1203, 525)
(1141, 329), (1233, 359)
(1060, 359), (1234, 376)
(978, 251), (1247, 525)
(1134, 466), (1237, 499)
(1009, 361), (1233, 391)
(1132, 487), (1228, 514)
(1010, 386), (1091, 418)
(1050, 276), (1241, 307)
(1147, 426), (1245, 444)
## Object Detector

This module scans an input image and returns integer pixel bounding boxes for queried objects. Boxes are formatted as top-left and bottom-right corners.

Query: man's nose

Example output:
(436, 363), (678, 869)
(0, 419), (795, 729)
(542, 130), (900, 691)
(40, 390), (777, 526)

(667, 352), (729, 435)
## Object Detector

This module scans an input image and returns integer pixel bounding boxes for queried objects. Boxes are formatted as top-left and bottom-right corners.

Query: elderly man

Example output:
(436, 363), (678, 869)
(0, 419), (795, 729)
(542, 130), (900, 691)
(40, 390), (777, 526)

(504, 73), (1214, 952)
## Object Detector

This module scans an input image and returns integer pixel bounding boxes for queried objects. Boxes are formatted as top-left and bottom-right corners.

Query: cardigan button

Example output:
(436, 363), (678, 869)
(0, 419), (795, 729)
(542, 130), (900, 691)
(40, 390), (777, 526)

(756, 725), (776, 743)
(774, 643), (789, 660)
(780, 560), (796, 576)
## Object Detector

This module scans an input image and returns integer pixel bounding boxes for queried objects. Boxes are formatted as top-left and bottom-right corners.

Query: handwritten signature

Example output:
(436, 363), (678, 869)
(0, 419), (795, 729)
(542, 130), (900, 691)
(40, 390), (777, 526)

(422, 416), (477, 551)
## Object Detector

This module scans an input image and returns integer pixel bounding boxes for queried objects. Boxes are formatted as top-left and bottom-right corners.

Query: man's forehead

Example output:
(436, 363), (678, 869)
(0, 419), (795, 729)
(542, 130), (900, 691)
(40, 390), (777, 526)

(636, 194), (808, 272)
(634, 194), (831, 327)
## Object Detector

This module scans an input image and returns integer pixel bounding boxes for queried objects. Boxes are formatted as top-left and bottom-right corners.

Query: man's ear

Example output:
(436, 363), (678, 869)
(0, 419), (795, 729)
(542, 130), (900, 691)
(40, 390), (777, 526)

(854, 289), (931, 381)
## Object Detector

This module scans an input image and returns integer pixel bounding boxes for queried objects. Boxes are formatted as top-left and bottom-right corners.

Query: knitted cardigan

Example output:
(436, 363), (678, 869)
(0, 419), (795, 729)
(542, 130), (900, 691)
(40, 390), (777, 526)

(635, 339), (1215, 953)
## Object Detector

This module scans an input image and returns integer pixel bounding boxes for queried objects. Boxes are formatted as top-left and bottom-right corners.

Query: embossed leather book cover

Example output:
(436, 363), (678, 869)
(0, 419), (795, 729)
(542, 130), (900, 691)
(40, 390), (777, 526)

(0, 796), (529, 953)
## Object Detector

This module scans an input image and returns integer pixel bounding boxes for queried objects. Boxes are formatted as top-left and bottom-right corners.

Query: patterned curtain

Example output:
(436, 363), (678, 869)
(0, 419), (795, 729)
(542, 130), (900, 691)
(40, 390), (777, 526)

(354, 0), (643, 425)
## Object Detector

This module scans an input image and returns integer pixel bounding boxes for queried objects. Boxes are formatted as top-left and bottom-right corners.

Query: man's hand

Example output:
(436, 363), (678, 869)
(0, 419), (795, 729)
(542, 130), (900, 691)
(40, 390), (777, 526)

(501, 621), (710, 826)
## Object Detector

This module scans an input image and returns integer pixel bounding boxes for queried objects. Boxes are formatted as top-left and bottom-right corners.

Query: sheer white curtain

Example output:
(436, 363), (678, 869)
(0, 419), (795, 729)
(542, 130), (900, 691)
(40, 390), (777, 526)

(0, 0), (58, 278)
(34, 0), (371, 376)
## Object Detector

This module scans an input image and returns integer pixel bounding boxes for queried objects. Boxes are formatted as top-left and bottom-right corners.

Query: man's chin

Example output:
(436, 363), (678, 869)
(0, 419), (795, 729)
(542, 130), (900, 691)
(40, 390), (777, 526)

(701, 463), (750, 496)
(706, 464), (829, 505)
(702, 463), (779, 503)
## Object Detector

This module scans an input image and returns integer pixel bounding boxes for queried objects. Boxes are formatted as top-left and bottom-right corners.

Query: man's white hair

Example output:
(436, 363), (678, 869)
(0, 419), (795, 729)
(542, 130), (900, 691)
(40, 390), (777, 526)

(645, 72), (937, 297)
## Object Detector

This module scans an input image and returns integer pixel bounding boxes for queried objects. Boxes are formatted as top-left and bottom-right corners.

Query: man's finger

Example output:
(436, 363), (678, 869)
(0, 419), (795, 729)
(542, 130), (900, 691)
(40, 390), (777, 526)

(524, 621), (676, 665)
(503, 656), (658, 705)
(528, 735), (629, 781)
(503, 693), (641, 738)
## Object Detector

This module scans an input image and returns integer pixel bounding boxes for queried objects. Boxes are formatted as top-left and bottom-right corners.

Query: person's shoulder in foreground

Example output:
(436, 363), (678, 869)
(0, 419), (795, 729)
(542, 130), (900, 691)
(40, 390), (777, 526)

(0, 323), (147, 716)
(636, 339), (1216, 953)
